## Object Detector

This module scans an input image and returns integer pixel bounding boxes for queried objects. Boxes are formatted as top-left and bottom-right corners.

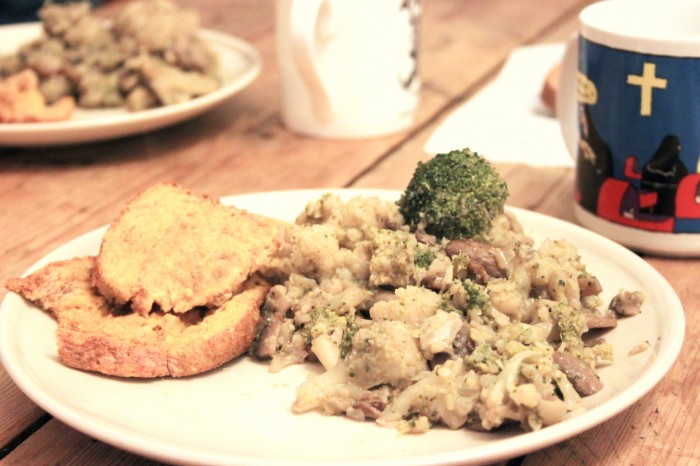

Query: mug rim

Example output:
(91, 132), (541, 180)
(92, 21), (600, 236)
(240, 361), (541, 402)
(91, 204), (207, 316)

(580, 0), (700, 57)
(574, 205), (700, 257)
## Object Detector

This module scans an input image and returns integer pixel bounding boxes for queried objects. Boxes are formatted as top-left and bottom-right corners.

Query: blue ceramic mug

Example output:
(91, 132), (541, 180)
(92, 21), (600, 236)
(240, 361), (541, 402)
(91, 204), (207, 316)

(558, 0), (700, 256)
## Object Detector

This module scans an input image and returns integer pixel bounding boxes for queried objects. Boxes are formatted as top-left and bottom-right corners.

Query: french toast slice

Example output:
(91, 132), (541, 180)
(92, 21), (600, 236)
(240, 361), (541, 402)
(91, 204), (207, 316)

(6, 256), (269, 377)
(92, 183), (280, 315)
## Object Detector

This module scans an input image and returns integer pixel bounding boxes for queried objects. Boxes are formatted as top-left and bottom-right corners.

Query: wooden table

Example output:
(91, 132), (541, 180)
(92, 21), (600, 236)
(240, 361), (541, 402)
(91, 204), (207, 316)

(1, 0), (698, 464)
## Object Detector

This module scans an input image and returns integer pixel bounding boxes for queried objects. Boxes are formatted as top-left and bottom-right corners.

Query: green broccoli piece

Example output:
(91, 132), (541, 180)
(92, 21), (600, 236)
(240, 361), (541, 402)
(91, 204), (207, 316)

(465, 343), (501, 374)
(462, 278), (490, 310)
(302, 306), (355, 358)
(398, 148), (508, 239)
(413, 243), (437, 268)
(302, 306), (340, 343)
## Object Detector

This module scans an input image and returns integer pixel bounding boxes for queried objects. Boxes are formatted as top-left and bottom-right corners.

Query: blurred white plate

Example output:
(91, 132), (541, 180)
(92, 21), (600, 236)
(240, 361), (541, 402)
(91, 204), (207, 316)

(0, 23), (261, 146)
(0, 189), (685, 465)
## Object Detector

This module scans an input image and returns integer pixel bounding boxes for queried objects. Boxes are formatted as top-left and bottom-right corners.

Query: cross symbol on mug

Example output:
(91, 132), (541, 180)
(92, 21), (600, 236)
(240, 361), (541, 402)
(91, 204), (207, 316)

(626, 62), (667, 117)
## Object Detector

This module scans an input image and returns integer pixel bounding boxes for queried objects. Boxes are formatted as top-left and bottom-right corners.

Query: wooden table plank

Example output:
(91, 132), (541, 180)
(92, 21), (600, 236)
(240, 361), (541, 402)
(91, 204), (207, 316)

(2, 419), (161, 465)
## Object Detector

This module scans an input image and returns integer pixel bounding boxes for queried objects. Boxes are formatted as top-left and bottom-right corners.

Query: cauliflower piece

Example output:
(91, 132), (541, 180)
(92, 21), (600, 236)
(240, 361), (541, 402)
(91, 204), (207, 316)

(347, 320), (427, 389)
(527, 239), (584, 301)
(487, 278), (527, 318)
(297, 194), (406, 247)
(370, 286), (442, 329)
(270, 223), (371, 281)
(293, 361), (367, 415)
(487, 211), (532, 249)
(369, 229), (418, 288)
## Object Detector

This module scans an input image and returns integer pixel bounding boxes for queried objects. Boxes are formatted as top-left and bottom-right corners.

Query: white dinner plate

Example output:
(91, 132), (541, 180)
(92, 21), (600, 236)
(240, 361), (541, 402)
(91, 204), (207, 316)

(0, 23), (261, 146)
(0, 189), (685, 465)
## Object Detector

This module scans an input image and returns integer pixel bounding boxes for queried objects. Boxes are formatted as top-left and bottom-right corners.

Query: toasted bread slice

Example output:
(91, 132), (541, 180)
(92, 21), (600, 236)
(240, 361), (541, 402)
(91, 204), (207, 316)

(6, 256), (269, 377)
(93, 183), (280, 315)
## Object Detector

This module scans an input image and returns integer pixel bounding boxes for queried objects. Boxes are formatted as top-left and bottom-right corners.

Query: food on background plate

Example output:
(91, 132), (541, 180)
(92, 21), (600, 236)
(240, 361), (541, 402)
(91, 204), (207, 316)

(6, 184), (281, 377)
(0, 69), (74, 122)
(0, 0), (219, 122)
(252, 148), (644, 433)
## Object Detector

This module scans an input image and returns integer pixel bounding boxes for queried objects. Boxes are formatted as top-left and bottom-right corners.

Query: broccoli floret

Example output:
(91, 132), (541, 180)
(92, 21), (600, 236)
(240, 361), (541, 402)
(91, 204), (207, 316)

(369, 229), (417, 287)
(414, 243), (437, 269)
(465, 343), (501, 374)
(303, 306), (340, 344)
(302, 306), (355, 365)
(462, 278), (490, 310)
(553, 303), (586, 351)
(398, 148), (508, 239)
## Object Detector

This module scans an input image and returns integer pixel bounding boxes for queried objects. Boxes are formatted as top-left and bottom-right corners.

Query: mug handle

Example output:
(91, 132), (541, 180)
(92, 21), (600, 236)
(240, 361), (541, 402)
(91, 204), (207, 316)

(289, 0), (337, 122)
(556, 33), (580, 160)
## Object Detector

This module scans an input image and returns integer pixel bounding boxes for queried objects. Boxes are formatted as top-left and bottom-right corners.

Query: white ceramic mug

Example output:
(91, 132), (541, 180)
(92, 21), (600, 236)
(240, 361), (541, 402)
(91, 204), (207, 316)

(557, 0), (700, 256)
(275, 0), (420, 139)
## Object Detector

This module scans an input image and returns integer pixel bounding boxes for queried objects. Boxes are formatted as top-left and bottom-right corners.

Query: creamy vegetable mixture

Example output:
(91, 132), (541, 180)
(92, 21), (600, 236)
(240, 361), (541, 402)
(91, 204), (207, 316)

(253, 194), (643, 433)
(0, 0), (219, 112)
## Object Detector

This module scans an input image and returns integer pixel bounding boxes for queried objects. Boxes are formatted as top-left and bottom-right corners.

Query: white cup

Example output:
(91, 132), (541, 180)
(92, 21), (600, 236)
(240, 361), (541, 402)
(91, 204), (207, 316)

(275, 0), (421, 139)
(557, 0), (700, 256)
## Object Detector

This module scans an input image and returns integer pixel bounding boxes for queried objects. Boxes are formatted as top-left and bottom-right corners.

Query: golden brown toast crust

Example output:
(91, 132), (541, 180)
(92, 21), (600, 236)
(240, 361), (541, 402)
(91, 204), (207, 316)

(7, 256), (269, 378)
(92, 183), (280, 315)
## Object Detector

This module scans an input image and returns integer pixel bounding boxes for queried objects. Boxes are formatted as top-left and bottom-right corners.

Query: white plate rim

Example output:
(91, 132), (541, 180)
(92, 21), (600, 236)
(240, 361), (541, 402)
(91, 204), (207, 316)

(0, 188), (686, 465)
(0, 23), (261, 146)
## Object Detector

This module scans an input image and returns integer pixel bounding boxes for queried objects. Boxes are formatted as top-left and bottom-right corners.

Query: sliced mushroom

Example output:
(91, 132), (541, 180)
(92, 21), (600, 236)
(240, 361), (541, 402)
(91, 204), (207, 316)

(422, 274), (445, 292)
(250, 305), (286, 359)
(552, 351), (603, 397)
(365, 289), (398, 309)
(415, 230), (436, 246)
(352, 395), (387, 420)
(452, 322), (474, 357)
(445, 239), (505, 284)
(581, 309), (618, 330)
(250, 285), (291, 359)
